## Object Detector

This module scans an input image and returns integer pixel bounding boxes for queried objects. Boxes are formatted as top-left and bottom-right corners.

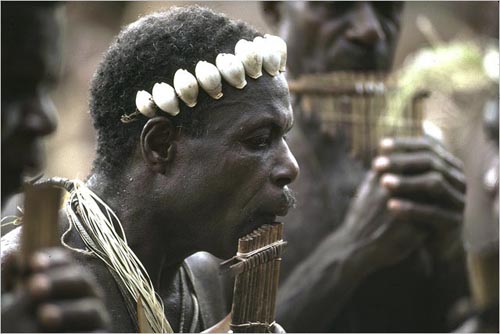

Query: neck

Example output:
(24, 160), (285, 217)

(85, 171), (192, 289)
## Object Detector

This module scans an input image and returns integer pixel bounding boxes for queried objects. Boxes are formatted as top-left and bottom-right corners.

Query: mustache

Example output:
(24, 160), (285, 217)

(282, 187), (297, 210)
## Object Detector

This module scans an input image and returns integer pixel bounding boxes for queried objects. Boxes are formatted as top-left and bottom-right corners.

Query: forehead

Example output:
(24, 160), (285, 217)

(286, 1), (404, 16)
(204, 74), (293, 133)
(1, 5), (61, 85)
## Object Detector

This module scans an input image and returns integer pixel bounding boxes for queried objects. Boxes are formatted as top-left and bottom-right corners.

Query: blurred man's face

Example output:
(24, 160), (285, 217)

(1, 5), (61, 199)
(276, 1), (404, 78)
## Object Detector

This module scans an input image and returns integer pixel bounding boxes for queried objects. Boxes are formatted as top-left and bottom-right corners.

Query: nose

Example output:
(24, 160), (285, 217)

(346, 3), (386, 47)
(24, 93), (58, 136)
(271, 139), (300, 188)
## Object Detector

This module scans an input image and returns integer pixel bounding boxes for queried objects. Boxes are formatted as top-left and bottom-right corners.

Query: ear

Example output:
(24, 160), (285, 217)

(140, 117), (177, 174)
(261, 1), (283, 30)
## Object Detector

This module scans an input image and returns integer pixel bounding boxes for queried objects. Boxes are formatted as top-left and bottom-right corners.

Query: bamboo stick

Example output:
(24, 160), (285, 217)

(19, 184), (62, 271)
(228, 223), (286, 333)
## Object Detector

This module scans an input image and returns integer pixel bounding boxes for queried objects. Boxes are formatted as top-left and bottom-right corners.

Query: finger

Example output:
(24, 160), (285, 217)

(202, 313), (231, 333)
(381, 172), (465, 210)
(379, 137), (464, 170)
(37, 299), (109, 332)
(373, 151), (466, 193)
(30, 248), (71, 272)
(28, 267), (100, 301)
(388, 199), (462, 234)
(271, 322), (286, 333)
(2, 252), (21, 291)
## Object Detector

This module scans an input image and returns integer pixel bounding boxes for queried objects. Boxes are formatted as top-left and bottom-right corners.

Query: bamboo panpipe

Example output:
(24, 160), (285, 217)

(467, 252), (499, 310)
(221, 223), (286, 333)
(288, 71), (426, 167)
(19, 183), (63, 271)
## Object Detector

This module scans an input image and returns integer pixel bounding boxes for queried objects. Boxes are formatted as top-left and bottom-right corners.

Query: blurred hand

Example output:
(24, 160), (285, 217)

(338, 136), (465, 270)
(270, 322), (286, 333)
(1, 248), (110, 332)
(203, 313), (231, 333)
(202, 313), (286, 333)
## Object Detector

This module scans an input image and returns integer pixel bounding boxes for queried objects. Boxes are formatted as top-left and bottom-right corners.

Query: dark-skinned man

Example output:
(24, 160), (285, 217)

(261, 2), (468, 332)
(2, 6), (297, 332)
(1, 2), (109, 332)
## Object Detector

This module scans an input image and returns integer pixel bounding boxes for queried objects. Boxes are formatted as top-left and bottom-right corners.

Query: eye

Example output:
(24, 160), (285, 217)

(307, 2), (350, 20)
(376, 3), (403, 30)
(245, 134), (272, 150)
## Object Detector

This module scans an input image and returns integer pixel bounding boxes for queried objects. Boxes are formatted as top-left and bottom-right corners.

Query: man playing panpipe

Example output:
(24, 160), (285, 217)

(2, 6), (297, 332)
(261, 2), (468, 332)
(1, 2), (110, 332)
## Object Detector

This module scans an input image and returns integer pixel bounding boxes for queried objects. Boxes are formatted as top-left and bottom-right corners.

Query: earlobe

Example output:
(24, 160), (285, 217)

(140, 117), (177, 174)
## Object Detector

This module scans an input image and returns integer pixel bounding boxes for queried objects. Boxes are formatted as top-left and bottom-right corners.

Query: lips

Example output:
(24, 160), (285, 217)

(262, 194), (295, 219)
(238, 214), (277, 239)
(3, 137), (45, 178)
(325, 47), (379, 71)
(237, 188), (296, 240)
(273, 202), (291, 216)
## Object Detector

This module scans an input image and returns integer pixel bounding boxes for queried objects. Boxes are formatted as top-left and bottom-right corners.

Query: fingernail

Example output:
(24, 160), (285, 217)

(28, 274), (51, 299)
(380, 138), (394, 150)
(373, 156), (390, 170)
(31, 252), (50, 271)
(38, 304), (62, 329)
(387, 199), (400, 210)
(381, 174), (400, 189)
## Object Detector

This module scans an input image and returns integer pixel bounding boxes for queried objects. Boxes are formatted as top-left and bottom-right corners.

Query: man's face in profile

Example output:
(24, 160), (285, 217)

(275, 1), (403, 77)
(170, 74), (299, 258)
(1, 5), (60, 199)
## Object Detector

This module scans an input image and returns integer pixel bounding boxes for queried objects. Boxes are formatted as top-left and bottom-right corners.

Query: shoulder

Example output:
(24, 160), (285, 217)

(184, 252), (233, 328)
(185, 251), (223, 275)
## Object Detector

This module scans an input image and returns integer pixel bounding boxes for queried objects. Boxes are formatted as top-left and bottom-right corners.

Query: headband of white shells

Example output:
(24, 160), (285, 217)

(120, 34), (287, 123)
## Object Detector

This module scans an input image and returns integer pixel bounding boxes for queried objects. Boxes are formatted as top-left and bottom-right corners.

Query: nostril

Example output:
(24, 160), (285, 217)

(346, 5), (386, 46)
(275, 177), (292, 188)
(25, 96), (58, 136)
(346, 26), (385, 46)
(272, 142), (299, 187)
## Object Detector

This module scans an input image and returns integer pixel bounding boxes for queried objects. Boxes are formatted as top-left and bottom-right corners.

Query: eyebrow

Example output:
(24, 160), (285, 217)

(239, 114), (293, 136)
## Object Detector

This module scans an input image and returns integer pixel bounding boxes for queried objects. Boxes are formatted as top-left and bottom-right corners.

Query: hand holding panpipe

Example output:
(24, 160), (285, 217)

(221, 223), (286, 333)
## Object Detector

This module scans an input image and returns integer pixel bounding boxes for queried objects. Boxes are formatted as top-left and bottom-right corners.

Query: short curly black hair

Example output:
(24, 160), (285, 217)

(89, 6), (260, 177)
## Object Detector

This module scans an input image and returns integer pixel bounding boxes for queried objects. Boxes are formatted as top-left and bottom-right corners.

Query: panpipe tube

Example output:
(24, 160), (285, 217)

(228, 223), (285, 333)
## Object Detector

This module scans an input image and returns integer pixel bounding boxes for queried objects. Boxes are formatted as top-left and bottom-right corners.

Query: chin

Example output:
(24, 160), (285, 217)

(1, 169), (22, 200)
(211, 244), (237, 261)
(203, 232), (238, 260)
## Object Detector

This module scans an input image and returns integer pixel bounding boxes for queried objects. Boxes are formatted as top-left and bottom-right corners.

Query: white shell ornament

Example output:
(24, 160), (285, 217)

(254, 36), (280, 76)
(152, 82), (180, 116)
(235, 39), (263, 79)
(215, 53), (247, 89)
(173, 69), (199, 107)
(135, 90), (156, 118)
(265, 34), (287, 72)
(195, 61), (223, 99)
